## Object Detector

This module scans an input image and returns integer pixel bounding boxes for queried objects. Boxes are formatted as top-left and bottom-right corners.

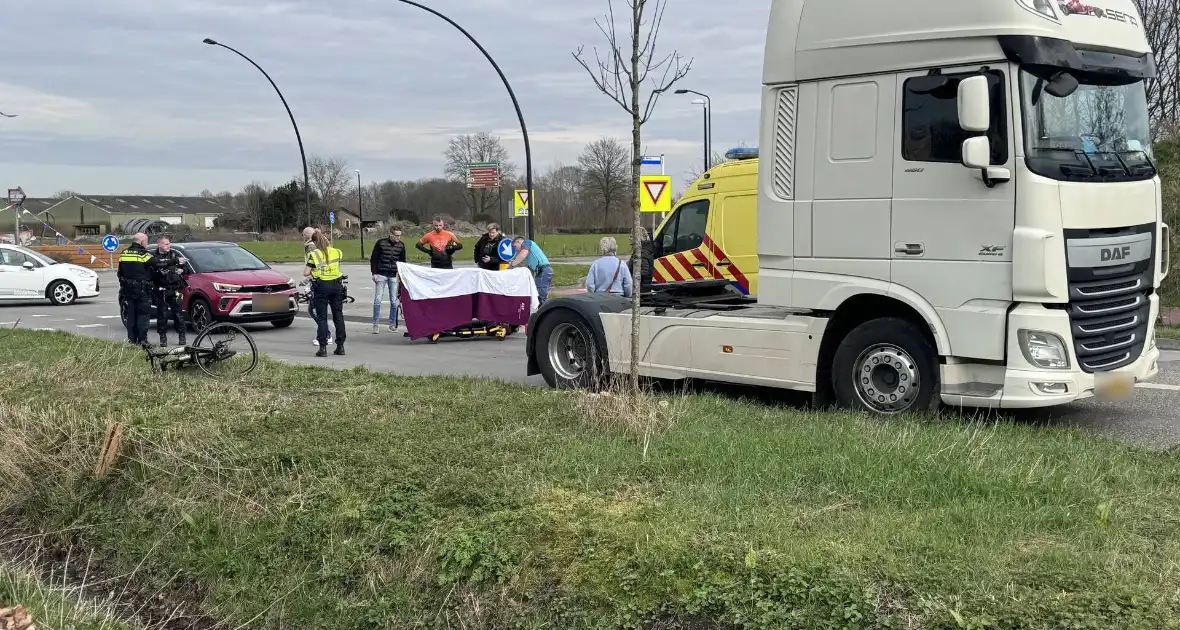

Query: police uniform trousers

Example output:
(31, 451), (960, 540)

(154, 286), (185, 337)
(123, 282), (153, 345)
(312, 279), (347, 346)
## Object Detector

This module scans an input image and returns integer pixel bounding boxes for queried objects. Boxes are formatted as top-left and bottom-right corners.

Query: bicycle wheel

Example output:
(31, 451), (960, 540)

(192, 322), (259, 378)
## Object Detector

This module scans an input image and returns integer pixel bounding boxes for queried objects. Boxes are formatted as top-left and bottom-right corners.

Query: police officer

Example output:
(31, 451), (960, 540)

(150, 236), (187, 346)
(117, 232), (155, 347)
(304, 230), (347, 357)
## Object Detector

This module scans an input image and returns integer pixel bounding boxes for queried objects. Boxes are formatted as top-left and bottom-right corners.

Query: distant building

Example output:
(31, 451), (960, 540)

(0, 195), (230, 239)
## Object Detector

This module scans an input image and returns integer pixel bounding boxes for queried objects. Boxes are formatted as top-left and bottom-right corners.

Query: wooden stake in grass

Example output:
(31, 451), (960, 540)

(93, 421), (125, 478)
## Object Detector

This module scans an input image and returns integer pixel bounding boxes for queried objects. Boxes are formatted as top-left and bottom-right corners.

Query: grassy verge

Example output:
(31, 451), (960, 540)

(242, 234), (630, 263)
(1, 560), (141, 630)
(1157, 324), (1180, 340)
(2, 331), (1178, 628)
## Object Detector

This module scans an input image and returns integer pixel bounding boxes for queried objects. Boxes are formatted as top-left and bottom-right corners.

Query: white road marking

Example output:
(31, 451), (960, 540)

(96, 315), (120, 319)
(29, 314), (48, 318)
(51, 319), (75, 322)
(1135, 382), (1180, 391)
(30, 327), (56, 331)
(76, 324), (105, 328)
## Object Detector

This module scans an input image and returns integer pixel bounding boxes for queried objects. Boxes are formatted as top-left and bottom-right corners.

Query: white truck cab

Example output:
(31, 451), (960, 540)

(525, 0), (1166, 413)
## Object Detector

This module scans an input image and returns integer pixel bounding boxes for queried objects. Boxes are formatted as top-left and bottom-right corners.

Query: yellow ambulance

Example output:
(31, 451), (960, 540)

(651, 147), (759, 296)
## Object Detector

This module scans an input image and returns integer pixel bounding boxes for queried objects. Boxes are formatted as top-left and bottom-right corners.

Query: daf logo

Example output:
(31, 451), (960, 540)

(1100, 246), (1132, 261)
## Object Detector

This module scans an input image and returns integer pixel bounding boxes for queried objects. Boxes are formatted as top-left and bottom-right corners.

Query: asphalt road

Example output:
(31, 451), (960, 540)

(3, 278), (1180, 450)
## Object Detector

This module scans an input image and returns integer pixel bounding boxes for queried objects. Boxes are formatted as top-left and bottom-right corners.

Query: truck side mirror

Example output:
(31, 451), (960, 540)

(962, 137), (991, 169)
(957, 75), (990, 132)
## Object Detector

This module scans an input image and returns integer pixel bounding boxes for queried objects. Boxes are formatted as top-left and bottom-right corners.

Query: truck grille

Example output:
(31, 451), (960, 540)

(1067, 270), (1151, 372)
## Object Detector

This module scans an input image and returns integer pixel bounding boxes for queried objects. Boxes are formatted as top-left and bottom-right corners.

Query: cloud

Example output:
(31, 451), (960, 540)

(2, 0), (770, 195)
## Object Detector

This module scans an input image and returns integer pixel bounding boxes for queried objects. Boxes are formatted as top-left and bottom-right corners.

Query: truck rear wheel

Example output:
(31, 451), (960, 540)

(831, 317), (940, 415)
(536, 309), (605, 390)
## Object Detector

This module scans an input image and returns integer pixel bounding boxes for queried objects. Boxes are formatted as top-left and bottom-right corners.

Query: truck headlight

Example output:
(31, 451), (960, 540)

(1018, 330), (1070, 370)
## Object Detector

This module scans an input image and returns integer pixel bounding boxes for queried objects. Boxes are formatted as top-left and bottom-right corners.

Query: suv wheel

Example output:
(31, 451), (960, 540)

(47, 280), (77, 306)
(188, 297), (213, 332)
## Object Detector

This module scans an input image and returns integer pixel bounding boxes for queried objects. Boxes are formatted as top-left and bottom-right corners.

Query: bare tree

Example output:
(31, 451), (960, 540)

(574, 0), (692, 390)
(307, 155), (352, 213)
(684, 149), (730, 183)
(1135, 0), (1180, 134)
(51, 190), (80, 199)
(578, 137), (631, 228)
(443, 133), (517, 221)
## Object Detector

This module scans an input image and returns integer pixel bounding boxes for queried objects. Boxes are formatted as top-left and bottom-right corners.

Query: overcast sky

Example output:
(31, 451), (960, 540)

(1, 0), (769, 197)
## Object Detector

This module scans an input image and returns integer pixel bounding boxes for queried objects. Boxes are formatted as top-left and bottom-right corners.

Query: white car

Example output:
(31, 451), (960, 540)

(0, 244), (100, 305)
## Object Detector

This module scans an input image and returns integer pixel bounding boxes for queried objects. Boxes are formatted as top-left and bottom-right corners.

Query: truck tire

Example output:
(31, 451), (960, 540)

(831, 317), (940, 415)
(535, 309), (606, 390)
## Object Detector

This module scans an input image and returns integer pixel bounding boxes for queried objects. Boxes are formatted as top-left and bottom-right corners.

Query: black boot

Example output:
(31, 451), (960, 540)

(334, 343), (345, 356)
(177, 332), (186, 347)
(316, 345), (328, 357)
(159, 334), (168, 347)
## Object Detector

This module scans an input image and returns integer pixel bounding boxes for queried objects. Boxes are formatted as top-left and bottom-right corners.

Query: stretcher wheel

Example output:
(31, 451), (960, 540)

(429, 333), (440, 344)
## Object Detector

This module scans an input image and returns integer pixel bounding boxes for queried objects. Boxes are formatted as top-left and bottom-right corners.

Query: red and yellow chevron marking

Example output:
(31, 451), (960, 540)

(652, 235), (750, 294)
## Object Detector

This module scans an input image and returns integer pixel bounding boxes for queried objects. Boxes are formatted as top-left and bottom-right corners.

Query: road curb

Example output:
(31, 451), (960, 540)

(1157, 337), (1180, 351)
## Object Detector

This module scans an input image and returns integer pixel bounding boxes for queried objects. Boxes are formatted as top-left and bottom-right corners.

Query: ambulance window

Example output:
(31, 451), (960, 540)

(660, 200), (710, 255)
(902, 70), (1007, 164)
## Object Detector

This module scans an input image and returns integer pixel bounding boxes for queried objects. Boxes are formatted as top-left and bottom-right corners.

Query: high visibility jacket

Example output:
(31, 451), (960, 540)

(307, 247), (344, 281)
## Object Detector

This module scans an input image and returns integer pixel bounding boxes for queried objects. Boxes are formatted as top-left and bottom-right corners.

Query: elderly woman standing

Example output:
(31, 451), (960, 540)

(585, 236), (633, 298)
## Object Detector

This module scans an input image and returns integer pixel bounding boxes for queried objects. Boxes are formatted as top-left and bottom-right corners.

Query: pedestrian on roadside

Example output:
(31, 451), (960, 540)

(509, 236), (553, 304)
(369, 226), (406, 333)
(473, 223), (507, 271)
(150, 236), (188, 346)
(304, 230), (347, 357)
(416, 216), (462, 269)
(586, 236), (633, 298)
(117, 232), (155, 347)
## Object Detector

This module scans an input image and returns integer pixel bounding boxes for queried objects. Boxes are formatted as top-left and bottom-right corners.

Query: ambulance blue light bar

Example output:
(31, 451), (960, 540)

(725, 147), (758, 160)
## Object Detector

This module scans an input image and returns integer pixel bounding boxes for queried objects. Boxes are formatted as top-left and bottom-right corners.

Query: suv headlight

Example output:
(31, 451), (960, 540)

(287, 277), (297, 287)
(1018, 330), (1070, 369)
(212, 283), (242, 292)
(68, 267), (95, 278)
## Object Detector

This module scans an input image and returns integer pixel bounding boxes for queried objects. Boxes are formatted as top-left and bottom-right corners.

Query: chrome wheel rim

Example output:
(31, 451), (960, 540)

(852, 344), (920, 414)
(53, 283), (74, 304)
(547, 322), (591, 382)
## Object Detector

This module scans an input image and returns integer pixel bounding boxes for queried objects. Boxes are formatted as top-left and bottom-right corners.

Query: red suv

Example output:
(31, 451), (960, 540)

(121, 241), (298, 330)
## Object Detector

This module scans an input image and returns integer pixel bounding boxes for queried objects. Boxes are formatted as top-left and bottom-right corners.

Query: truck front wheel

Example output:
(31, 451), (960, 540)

(831, 317), (940, 415)
(536, 309), (605, 390)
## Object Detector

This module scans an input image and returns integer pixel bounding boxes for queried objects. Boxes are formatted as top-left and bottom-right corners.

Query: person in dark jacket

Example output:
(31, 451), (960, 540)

(416, 217), (462, 269)
(150, 237), (188, 346)
(629, 227), (655, 291)
(473, 223), (506, 271)
(117, 232), (155, 347)
(369, 226), (407, 333)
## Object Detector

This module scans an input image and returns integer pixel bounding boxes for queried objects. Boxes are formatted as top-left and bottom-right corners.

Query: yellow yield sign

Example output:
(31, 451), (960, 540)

(513, 189), (531, 217)
(639, 175), (672, 213)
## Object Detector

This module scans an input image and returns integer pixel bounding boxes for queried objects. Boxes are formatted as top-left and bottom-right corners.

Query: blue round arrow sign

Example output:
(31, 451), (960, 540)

(497, 238), (516, 262)
(102, 234), (119, 252)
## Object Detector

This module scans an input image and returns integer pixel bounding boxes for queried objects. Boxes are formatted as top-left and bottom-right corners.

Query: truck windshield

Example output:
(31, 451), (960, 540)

(1020, 69), (1154, 182)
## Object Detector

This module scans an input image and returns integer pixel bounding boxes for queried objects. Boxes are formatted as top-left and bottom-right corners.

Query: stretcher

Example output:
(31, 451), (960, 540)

(396, 263), (538, 344)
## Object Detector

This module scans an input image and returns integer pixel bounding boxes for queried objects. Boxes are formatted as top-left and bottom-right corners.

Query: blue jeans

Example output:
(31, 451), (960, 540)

(373, 275), (400, 326)
(534, 265), (553, 304)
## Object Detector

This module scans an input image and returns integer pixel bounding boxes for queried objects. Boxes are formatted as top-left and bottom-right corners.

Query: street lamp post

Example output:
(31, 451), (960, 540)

(202, 38), (313, 228)
(675, 89), (712, 171)
(356, 169), (364, 258)
(390, 0), (535, 241)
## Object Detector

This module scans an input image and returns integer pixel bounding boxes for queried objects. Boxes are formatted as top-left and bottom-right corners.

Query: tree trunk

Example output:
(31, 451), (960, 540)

(628, 0), (643, 393)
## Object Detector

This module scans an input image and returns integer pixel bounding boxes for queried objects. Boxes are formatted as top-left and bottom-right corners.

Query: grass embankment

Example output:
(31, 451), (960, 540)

(2, 331), (1179, 628)
(1, 561), (141, 630)
(242, 233), (630, 263)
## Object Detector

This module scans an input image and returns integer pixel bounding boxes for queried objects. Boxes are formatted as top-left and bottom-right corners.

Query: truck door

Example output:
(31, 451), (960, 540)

(651, 196), (715, 285)
(715, 192), (758, 295)
(891, 66), (1016, 360)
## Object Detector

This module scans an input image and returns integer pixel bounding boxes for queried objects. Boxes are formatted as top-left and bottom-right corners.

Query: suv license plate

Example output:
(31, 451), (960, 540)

(253, 294), (288, 313)
(1095, 373), (1134, 400)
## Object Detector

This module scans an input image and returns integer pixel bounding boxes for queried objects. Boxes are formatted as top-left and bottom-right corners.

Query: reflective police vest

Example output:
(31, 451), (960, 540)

(307, 247), (344, 281)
